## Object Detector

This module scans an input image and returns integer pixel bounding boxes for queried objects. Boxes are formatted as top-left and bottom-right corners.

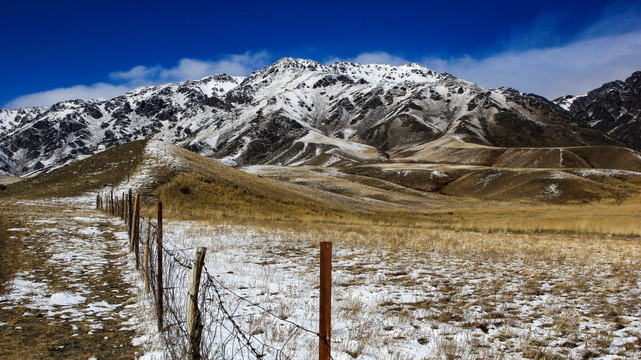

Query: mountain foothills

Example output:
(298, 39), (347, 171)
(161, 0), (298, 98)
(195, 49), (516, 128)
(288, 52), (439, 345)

(1, 58), (638, 178)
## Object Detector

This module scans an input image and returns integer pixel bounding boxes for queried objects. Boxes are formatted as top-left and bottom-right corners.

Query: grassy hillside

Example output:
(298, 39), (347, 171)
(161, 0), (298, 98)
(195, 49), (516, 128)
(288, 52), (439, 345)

(4, 139), (641, 236)
(0, 140), (353, 224)
(143, 143), (352, 222)
(394, 137), (641, 171)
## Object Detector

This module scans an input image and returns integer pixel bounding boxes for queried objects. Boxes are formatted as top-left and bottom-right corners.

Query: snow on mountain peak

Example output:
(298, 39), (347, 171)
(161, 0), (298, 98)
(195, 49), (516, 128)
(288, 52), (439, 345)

(328, 61), (440, 84)
(554, 94), (587, 111)
(197, 74), (245, 97)
(3, 56), (626, 177)
(246, 58), (443, 87)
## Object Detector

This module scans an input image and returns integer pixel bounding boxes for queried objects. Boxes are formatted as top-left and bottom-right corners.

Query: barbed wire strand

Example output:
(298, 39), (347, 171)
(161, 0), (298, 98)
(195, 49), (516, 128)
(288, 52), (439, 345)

(97, 192), (335, 360)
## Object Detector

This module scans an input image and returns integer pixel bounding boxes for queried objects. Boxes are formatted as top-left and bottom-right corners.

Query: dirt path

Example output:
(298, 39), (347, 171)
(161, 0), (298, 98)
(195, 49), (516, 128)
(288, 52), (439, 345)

(0, 197), (146, 359)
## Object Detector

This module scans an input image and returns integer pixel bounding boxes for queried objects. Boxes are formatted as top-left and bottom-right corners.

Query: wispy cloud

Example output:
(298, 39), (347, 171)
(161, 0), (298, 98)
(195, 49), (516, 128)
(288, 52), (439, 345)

(5, 52), (270, 109)
(327, 30), (639, 100)
(329, 4), (641, 99)
(425, 29), (641, 99)
(325, 51), (410, 66)
(109, 52), (270, 85)
(426, 2), (641, 99)
(5, 83), (131, 109)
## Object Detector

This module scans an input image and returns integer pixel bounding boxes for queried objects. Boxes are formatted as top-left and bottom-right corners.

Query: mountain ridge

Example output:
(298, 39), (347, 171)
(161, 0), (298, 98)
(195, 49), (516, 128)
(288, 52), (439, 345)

(555, 71), (641, 151)
(0, 58), (636, 176)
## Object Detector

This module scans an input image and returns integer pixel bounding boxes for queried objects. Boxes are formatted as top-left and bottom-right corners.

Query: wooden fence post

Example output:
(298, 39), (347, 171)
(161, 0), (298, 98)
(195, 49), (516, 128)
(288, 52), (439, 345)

(319, 242), (332, 360)
(134, 194), (141, 269)
(125, 192), (128, 221)
(128, 189), (133, 236)
(157, 201), (164, 332)
(129, 193), (136, 252)
(144, 217), (151, 293)
(186, 247), (207, 360)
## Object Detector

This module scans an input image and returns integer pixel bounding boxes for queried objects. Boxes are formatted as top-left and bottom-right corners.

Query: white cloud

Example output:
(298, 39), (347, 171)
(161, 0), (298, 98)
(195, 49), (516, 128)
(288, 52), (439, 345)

(351, 52), (410, 66)
(5, 52), (270, 109)
(5, 83), (131, 109)
(109, 65), (162, 85)
(425, 3), (641, 99)
(326, 51), (410, 66)
(424, 30), (641, 99)
(110, 51), (270, 85)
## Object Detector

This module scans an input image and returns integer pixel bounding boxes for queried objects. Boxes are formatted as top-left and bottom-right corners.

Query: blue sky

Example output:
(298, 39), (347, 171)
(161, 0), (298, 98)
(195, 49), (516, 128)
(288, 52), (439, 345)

(2, 0), (640, 108)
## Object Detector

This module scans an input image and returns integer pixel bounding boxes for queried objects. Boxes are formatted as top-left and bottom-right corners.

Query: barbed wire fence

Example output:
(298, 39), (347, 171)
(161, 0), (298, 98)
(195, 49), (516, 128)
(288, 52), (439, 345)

(96, 190), (333, 360)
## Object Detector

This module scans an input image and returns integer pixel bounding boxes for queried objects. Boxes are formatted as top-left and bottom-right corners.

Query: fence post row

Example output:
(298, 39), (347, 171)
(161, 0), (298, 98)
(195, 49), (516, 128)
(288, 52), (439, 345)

(320, 242), (332, 360)
(186, 247), (207, 360)
(97, 192), (334, 359)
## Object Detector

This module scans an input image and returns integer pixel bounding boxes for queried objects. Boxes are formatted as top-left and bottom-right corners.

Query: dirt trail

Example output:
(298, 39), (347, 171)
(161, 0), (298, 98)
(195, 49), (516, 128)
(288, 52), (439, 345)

(0, 197), (145, 359)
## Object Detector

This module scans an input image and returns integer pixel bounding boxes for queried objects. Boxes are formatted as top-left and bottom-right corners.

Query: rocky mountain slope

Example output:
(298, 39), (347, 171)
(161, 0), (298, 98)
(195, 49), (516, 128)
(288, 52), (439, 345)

(555, 71), (641, 151)
(0, 58), (630, 176)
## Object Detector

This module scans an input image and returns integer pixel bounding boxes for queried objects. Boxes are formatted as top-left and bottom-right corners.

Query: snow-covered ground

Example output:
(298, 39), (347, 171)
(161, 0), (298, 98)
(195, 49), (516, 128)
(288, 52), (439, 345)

(0, 196), (162, 359)
(158, 221), (641, 359)
(3, 195), (641, 359)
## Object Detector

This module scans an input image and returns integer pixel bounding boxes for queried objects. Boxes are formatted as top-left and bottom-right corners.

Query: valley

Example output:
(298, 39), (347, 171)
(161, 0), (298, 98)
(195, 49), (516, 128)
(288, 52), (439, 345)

(1, 59), (640, 359)
(2, 140), (641, 358)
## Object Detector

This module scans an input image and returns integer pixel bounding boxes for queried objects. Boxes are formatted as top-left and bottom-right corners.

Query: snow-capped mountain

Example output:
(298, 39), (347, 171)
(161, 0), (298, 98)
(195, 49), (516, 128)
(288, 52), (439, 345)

(0, 58), (619, 176)
(555, 71), (641, 151)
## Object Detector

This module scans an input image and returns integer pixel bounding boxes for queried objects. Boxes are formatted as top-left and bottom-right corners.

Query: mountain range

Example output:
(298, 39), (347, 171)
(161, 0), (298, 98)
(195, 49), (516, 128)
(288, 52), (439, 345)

(0, 58), (639, 179)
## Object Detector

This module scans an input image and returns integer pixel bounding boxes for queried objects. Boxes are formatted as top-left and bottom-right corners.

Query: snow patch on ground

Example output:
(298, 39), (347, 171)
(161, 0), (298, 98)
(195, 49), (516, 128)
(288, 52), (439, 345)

(574, 169), (641, 177)
(297, 131), (383, 161)
(543, 184), (561, 197)
(429, 170), (448, 179)
(475, 172), (501, 189)
(114, 140), (188, 194)
(48, 292), (87, 306)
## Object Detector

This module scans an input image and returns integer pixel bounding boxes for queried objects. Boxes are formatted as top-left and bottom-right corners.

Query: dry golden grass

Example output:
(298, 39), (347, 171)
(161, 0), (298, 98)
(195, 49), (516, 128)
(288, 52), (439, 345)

(150, 166), (349, 224)
(0, 213), (22, 292)
(155, 197), (641, 244)
(412, 201), (641, 237)
(136, 179), (641, 243)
